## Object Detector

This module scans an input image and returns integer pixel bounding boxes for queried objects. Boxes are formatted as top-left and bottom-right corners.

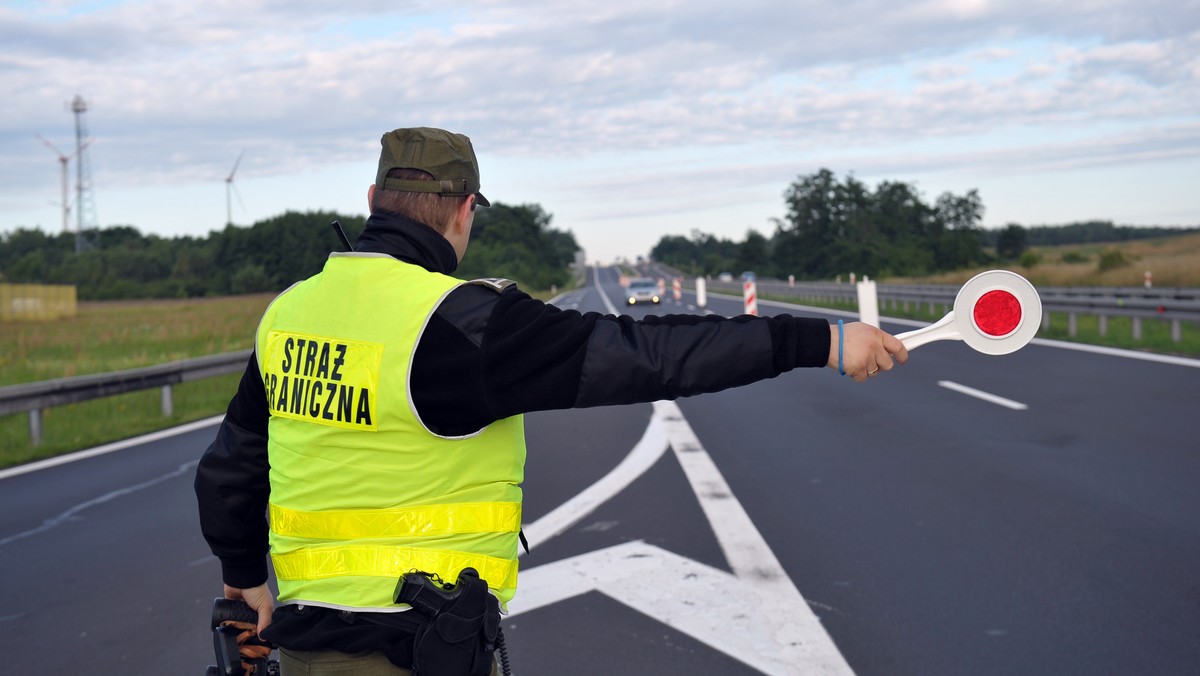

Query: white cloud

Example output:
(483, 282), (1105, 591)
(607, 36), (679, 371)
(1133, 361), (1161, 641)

(1, 0), (1197, 262)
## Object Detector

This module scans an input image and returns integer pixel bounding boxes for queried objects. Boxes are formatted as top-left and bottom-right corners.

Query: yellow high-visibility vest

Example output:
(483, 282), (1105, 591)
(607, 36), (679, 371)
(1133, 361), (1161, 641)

(255, 253), (526, 611)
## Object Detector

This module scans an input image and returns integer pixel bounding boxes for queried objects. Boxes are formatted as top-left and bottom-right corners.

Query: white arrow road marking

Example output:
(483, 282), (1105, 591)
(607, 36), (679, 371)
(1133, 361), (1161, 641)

(520, 412), (668, 546)
(512, 400), (854, 675)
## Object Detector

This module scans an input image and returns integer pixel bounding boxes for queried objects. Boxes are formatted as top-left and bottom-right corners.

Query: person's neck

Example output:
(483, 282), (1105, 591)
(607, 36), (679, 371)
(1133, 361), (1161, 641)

(353, 211), (459, 275)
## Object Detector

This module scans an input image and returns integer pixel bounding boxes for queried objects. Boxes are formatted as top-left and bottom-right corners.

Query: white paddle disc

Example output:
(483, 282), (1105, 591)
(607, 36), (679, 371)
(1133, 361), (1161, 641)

(896, 270), (1041, 355)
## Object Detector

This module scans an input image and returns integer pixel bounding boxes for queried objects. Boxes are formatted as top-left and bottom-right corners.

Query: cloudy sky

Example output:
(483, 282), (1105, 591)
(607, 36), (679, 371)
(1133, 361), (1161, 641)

(2, 0), (1197, 264)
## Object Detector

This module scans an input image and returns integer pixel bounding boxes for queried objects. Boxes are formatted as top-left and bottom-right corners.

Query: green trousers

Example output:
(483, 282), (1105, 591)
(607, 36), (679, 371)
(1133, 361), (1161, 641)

(279, 648), (501, 675)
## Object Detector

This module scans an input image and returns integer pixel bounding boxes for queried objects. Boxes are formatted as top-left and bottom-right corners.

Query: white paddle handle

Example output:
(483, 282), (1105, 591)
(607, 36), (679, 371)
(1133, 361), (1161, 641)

(896, 312), (961, 351)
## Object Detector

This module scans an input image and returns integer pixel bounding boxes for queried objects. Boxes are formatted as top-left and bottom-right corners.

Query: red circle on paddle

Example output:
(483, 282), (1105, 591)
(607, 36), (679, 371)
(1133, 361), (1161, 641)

(973, 289), (1022, 337)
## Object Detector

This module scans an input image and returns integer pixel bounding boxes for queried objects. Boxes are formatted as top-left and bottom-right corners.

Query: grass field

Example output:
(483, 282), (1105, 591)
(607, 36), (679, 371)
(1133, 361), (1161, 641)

(0, 294), (275, 385)
(1, 294), (275, 468)
(0, 285), (574, 469)
(907, 231), (1200, 288)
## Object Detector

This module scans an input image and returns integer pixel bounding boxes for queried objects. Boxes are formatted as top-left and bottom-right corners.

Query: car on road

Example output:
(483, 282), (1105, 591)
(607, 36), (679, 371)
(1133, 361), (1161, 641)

(626, 277), (660, 305)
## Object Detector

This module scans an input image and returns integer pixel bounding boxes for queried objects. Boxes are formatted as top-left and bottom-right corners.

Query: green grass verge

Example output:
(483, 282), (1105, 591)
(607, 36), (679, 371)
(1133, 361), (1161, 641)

(1, 373), (240, 469)
(1037, 312), (1200, 356)
(1, 279), (583, 470)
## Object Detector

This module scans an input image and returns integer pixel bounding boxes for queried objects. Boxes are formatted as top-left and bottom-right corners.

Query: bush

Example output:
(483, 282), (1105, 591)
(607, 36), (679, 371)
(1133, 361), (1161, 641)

(1018, 250), (1040, 268)
(1061, 251), (1090, 264)
(231, 263), (272, 294)
(1097, 248), (1129, 272)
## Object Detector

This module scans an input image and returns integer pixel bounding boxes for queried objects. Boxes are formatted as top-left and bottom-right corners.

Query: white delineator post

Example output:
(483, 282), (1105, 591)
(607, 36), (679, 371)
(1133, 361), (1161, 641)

(695, 277), (707, 308)
(856, 276), (879, 328)
(743, 279), (758, 316)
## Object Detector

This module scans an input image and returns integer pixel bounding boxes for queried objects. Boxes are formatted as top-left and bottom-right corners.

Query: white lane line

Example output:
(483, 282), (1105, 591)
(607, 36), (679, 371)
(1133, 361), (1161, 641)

(593, 265), (619, 315)
(938, 380), (1028, 410)
(0, 415), (224, 481)
(1028, 337), (1200, 368)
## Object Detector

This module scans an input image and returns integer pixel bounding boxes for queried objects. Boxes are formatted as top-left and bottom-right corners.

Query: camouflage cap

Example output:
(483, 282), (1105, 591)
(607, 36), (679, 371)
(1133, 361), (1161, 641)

(376, 127), (490, 207)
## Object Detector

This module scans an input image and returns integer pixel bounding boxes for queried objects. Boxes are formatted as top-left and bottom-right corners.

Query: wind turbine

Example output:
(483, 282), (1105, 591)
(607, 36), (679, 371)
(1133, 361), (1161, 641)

(36, 133), (90, 234)
(225, 150), (245, 226)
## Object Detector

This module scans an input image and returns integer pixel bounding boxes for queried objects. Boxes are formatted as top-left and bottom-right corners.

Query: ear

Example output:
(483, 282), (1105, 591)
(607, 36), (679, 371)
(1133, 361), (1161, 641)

(452, 196), (474, 235)
(367, 184), (376, 213)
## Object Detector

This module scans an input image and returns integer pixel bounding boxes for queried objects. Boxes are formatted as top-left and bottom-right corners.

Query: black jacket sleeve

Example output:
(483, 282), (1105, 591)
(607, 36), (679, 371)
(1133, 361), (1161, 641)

(194, 354), (272, 588)
(412, 284), (831, 436)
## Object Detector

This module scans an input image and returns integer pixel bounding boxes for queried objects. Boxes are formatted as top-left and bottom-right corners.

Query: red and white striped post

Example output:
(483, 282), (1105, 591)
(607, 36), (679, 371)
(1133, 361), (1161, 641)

(743, 279), (758, 316)
(672, 277), (682, 301)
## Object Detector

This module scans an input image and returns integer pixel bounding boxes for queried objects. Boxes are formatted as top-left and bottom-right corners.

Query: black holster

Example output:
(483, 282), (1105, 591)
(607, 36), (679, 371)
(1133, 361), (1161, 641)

(394, 568), (500, 676)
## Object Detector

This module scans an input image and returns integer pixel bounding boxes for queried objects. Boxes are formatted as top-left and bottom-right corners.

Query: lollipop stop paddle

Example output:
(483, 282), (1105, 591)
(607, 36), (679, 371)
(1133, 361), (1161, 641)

(895, 270), (1041, 355)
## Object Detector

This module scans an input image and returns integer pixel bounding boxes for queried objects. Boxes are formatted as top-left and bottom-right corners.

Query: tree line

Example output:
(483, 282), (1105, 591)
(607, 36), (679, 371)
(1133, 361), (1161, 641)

(0, 203), (580, 300)
(988, 221), (1199, 247)
(651, 169), (1197, 280)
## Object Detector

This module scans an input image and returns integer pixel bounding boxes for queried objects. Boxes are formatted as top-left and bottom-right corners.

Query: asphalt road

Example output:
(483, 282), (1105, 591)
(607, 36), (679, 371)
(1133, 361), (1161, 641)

(1, 266), (1197, 675)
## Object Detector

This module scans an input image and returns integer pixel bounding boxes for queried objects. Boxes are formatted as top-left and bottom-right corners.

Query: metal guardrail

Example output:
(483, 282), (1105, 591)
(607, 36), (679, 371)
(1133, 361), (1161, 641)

(0, 349), (252, 446)
(642, 265), (1200, 343)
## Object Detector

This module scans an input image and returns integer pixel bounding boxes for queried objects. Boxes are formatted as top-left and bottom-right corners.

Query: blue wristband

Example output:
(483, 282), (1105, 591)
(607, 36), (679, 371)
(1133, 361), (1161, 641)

(837, 319), (846, 376)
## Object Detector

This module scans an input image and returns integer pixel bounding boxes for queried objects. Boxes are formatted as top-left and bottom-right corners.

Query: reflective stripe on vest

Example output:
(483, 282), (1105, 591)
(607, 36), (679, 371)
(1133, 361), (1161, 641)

(256, 254), (526, 610)
(271, 545), (519, 595)
(269, 502), (522, 540)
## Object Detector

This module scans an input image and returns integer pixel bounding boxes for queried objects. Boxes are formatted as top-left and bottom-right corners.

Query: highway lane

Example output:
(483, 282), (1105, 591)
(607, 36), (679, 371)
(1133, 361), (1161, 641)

(597, 269), (1200, 674)
(0, 423), (226, 674)
(0, 266), (1196, 674)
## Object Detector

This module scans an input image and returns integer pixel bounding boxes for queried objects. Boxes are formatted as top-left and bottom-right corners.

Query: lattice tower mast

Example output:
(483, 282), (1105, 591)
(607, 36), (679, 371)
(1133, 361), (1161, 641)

(71, 94), (97, 253)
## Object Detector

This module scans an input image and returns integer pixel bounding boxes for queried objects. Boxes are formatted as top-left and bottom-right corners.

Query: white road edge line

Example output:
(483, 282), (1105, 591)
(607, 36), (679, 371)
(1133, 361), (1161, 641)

(938, 380), (1028, 410)
(0, 414), (224, 481)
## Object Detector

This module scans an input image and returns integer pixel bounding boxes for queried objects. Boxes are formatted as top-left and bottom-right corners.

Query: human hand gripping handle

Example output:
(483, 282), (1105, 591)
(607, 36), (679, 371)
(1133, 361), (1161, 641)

(829, 321), (908, 382)
(223, 583), (275, 636)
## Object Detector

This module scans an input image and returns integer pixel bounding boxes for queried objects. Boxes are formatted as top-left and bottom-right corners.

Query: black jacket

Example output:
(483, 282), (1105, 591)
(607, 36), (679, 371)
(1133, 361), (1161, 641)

(193, 210), (832, 655)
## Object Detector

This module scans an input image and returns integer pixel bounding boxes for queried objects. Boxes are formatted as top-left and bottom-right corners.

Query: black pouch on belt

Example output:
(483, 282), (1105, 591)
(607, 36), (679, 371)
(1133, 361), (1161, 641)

(395, 567), (500, 676)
